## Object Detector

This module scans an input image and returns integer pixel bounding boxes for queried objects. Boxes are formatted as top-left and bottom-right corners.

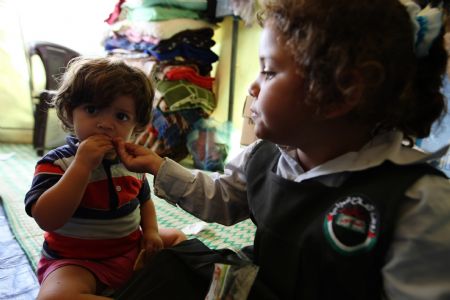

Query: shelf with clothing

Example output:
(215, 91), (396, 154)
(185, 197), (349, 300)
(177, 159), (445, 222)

(104, 0), (231, 170)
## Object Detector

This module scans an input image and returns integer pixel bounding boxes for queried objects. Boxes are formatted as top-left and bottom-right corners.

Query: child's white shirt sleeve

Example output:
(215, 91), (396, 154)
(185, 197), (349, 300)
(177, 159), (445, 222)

(383, 175), (450, 300)
(153, 143), (258, 226)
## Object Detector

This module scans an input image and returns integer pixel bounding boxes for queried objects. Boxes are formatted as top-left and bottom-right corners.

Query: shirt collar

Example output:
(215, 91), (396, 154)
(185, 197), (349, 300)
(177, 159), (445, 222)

(277, 131), (449, 182)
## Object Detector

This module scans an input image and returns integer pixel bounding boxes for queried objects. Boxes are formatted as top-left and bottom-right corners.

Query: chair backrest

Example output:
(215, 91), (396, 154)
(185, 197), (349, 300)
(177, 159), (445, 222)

(29, 41), (80, 91)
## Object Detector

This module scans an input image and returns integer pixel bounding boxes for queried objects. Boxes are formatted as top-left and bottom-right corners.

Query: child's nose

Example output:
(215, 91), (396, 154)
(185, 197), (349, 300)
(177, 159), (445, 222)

(248, 82), (259, 98)
(96, 122), (113, 130)
(96, 118), (114, 130)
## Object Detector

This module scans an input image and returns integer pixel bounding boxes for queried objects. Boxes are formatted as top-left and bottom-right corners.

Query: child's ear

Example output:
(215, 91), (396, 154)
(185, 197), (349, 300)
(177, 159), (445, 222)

(324, 69), (364, 119)
(324, 94), (361, 119)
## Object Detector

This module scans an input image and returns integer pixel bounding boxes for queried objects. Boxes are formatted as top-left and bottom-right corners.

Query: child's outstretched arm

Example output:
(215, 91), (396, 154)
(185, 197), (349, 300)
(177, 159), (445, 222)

(116, 137), (252, 226)
(114, 137), (164, 175)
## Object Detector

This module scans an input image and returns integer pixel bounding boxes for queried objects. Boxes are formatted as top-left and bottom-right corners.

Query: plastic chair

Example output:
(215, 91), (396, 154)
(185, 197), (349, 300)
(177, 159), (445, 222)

(28, 41), (80, 155)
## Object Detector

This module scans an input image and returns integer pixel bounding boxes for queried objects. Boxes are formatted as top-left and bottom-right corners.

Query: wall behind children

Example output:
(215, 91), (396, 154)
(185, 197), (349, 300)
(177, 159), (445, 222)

(0, 0), (33, 143)
(0, 0), (115, 143)
(0, 0), (260, 150)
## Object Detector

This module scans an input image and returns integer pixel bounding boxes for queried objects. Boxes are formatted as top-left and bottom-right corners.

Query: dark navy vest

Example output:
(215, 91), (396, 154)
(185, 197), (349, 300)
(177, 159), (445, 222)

(245, 141), (445, 300)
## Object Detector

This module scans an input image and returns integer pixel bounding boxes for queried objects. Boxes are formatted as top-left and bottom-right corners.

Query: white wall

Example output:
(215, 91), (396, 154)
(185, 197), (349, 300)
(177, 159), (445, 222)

(17, 0), (116, 56)
(0, 0), (34, 143)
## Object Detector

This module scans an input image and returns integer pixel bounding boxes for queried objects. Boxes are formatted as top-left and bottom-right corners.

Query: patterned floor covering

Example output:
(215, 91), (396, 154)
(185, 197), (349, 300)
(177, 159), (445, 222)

(0, 143), (255, 272)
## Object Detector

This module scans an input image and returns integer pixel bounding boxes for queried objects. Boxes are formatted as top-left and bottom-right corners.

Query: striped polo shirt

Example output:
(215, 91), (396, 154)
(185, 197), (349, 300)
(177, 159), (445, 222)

(24, 135), (150, 259)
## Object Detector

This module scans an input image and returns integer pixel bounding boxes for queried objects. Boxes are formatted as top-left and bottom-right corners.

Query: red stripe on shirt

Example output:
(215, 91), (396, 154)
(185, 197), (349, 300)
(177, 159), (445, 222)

(81, 176), (143, 209)
(35, 163), (64, 176)
(44, 229), (142, 259)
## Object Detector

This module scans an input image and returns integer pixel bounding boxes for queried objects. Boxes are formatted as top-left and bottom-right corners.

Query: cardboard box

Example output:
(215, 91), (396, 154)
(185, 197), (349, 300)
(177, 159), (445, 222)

(240, 96), (257, 145)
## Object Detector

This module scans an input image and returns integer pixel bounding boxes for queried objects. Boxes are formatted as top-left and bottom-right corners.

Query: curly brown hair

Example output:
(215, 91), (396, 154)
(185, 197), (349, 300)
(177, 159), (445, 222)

(52, 57), (154, 133)
(260, 0), (448, 138)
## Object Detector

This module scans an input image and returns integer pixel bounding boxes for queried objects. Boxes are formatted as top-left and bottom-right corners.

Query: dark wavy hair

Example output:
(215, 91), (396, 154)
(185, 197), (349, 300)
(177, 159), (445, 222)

(259, 0), (448, 138)
(52, 57), (154, 133)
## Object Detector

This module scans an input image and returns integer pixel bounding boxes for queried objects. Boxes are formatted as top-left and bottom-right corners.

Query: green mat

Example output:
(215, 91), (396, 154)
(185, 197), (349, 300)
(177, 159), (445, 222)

(0, 143), (255, 271)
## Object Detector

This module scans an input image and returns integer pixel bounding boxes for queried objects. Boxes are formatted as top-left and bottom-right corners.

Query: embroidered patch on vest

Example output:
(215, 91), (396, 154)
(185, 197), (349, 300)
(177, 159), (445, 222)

(323, 195), (379, 255)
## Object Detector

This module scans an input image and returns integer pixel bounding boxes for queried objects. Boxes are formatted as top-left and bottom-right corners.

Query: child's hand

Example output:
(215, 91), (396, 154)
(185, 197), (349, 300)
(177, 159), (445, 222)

(133, 231), (163, 271)
(141, 230), (164, 257)
(75, 135), (114, 170)
(113, 137), (164, 175)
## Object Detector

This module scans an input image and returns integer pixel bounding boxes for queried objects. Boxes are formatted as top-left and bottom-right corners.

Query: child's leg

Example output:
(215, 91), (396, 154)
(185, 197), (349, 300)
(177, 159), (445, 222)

(37, 265), (111, 300)
(159, 228), (187, 248)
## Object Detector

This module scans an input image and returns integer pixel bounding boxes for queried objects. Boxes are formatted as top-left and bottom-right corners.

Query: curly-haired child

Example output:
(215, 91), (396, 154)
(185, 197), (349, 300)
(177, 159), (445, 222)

(114, 0), (450, 298)
(25, 57), (186, 299)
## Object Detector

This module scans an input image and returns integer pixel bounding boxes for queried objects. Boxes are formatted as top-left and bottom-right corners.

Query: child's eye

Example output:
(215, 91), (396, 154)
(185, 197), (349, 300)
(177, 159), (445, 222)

(261, 70), (275, 80)
(116, 112), (130, 121)
(84, 105), (98, 115)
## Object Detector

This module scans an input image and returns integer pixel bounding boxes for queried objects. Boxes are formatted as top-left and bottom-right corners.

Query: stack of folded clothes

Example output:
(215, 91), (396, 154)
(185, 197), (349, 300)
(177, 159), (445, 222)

(103, 0), (222, 163)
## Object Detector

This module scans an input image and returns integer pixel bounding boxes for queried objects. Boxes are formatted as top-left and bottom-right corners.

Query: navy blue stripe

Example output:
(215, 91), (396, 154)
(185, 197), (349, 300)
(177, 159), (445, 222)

(137, 176), (151, 204)
(24, 174), (61, 216)
(42, 240), (61, 259)
(72, 199), (140, 219)
(40, 144), (76, 164)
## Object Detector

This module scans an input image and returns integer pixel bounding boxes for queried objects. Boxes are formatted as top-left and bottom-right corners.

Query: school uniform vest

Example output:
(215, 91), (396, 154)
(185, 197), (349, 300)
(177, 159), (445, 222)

(245, 141), (445, 300)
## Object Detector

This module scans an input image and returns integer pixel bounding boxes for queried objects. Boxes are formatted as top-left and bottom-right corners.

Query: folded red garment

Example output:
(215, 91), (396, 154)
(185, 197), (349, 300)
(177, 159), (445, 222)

(164, 66), (215, 90)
